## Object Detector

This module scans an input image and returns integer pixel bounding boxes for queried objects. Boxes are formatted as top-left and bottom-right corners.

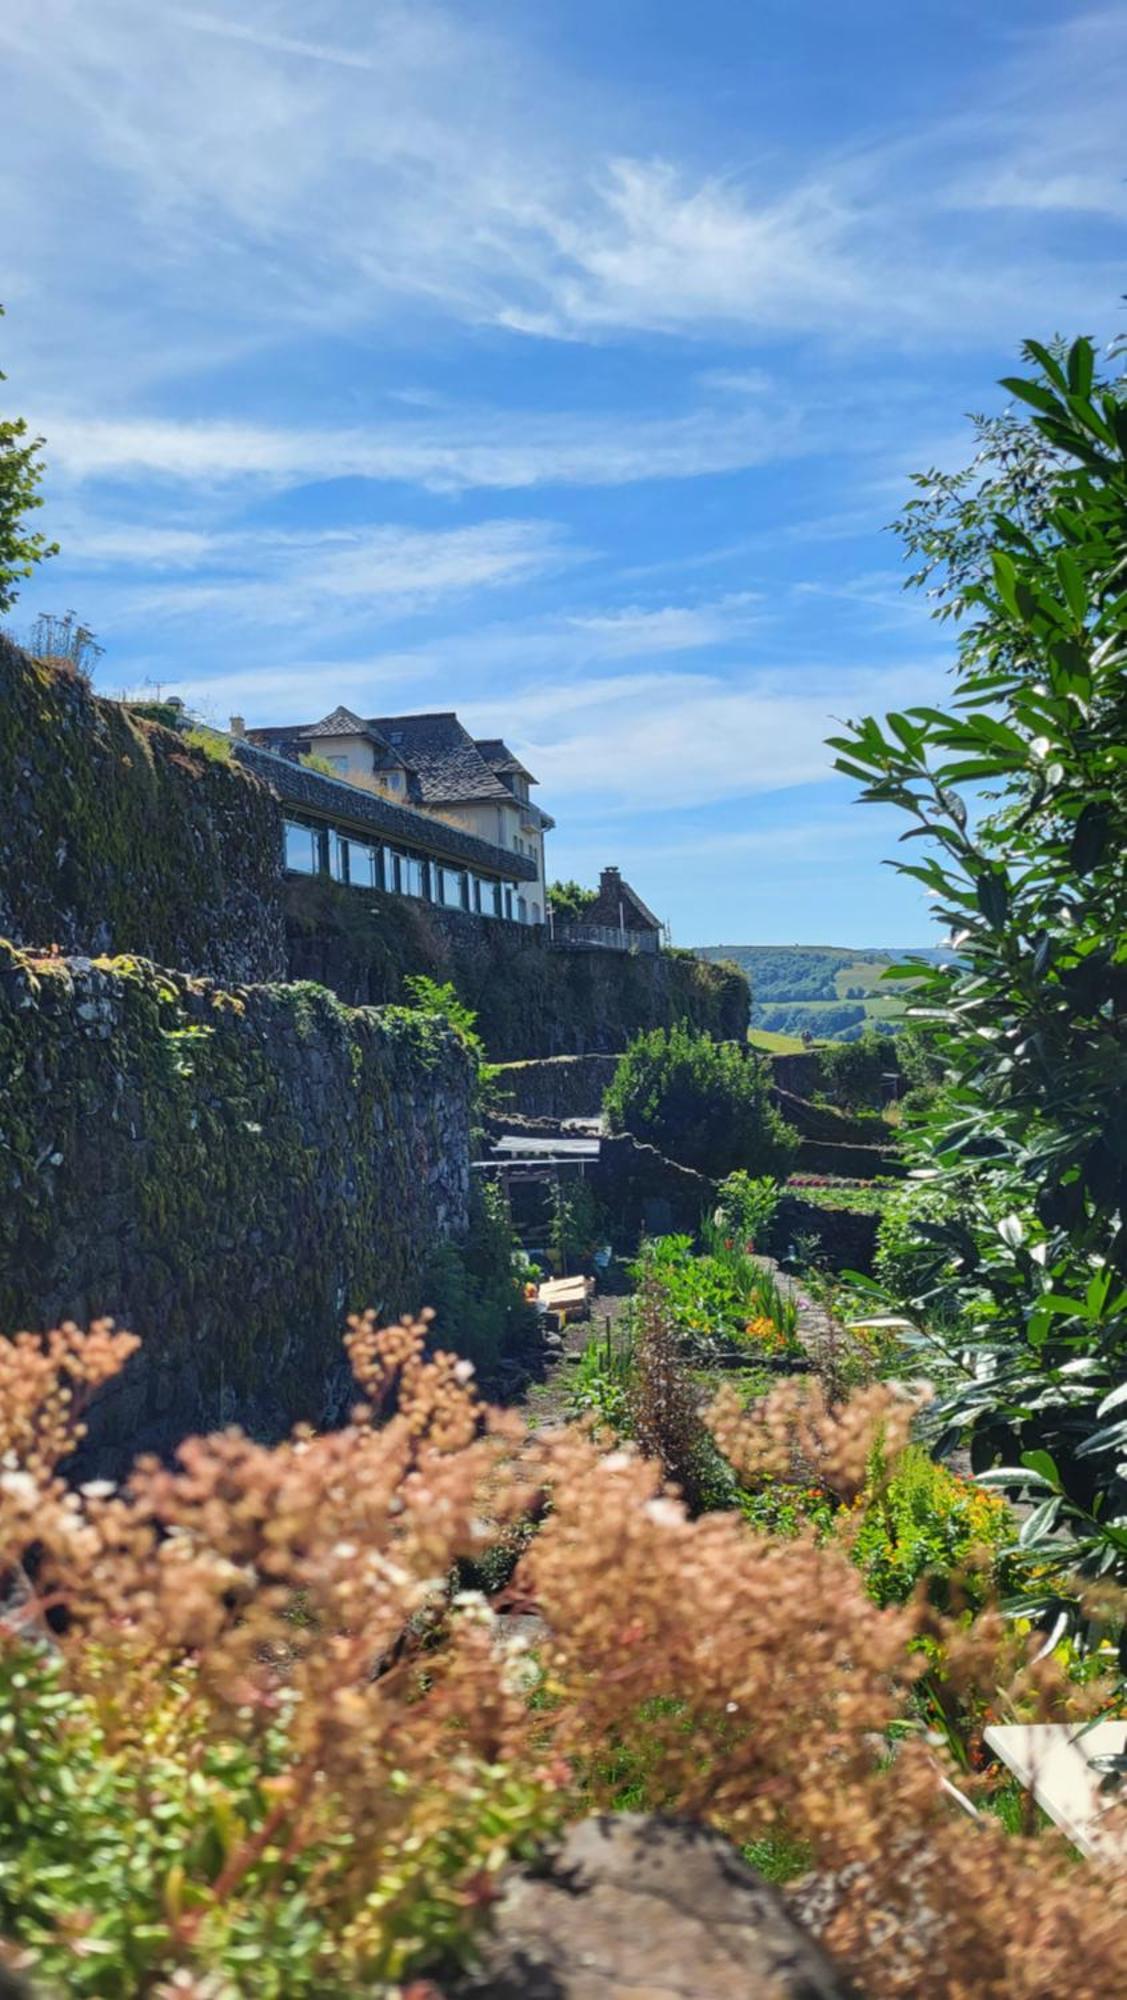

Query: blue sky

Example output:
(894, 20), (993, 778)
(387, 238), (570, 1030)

(2, 1), (1124, 945)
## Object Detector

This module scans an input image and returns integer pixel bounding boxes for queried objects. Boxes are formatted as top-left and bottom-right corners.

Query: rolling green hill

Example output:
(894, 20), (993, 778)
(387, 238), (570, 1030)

(696, 944), (940, 1042)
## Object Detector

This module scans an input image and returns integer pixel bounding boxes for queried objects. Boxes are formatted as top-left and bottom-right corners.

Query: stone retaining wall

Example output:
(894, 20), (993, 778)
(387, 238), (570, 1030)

(0, 942), (473, 1472)
(494, 1054), (619, 1120)
(286, 877), (749, 1060)
(775, 1195), (881, 1274)
(0, 638), (285, 984)
(594, 1133), (714, 1244)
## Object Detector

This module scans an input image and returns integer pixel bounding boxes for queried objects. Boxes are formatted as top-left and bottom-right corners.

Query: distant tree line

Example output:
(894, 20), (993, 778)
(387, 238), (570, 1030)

(757, 1001), (867, 1038)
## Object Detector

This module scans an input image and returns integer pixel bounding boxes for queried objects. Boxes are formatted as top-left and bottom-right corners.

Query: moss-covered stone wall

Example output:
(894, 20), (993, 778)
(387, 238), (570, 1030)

(286, 878), (749, 1059)
(0, 637), (285, 983)
(493, 1054), (621, 1120)
(0, 941), (473, 1472)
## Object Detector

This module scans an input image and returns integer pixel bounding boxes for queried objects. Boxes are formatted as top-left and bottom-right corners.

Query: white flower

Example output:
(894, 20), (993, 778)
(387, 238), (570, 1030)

(600, 1450), (634, 1473)
(452, 1589), (490, 1614)
(0, 1471), (39, 1505)
(643, 1497), (683, 1529)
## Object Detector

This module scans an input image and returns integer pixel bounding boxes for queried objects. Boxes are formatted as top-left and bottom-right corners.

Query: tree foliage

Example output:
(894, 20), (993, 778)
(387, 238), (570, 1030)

(547, 879), (598, 925)
(817, 1029), (898, 1110)
(831, 332), (1127, 1600)
(757, 1000), (867, 1039)
(0, 308), (57, 614)
(603, 1023), (798, 1180)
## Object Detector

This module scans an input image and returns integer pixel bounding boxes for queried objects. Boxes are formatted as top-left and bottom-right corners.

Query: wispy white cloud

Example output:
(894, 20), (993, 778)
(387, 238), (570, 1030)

(462, 656), (945, 814)
(166, 5), (383, 75)
(37, 401), (801, 494)
(107, 519), (573, 627)
(564, 593), (761, 656)
(2, 0), (1123, 408)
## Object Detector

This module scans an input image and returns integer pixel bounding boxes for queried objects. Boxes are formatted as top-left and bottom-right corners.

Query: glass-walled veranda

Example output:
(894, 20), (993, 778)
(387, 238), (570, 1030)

(284, 818), (521, 923)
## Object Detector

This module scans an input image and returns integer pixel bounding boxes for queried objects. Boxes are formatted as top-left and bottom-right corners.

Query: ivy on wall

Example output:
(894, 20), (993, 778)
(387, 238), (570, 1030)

(286, 877), (750, 1061)
(0, 941), (474, 1472)
(0, 637), (285, 983)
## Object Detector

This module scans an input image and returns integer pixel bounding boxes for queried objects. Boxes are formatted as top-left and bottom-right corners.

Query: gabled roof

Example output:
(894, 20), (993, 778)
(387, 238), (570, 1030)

(368, 712), (514, 805)
(303, 705), (391, 749)
(245, 708), (547, 813)
(474, 737), (537, 785)
(590, 868), (662, 933)
(624, 884), (661, 929)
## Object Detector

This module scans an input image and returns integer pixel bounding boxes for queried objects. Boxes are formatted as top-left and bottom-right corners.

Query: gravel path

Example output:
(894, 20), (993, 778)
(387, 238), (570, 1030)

(520, 1290), (634, 1428)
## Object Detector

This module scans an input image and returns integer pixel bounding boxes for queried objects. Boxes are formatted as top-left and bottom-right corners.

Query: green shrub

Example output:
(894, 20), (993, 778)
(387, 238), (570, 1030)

(818, 1030), (898, 1112)
(873, 1178), (970, 1309)
(845, 1446), (1013, 1610)
(183, 724), (235, 765)
(830, 331), (1127, 1603)
(603, 1024), (798, 1179)
(422, 1181), (537, 1376)
(713, 1171), (780, 1248)
(547, 1178), (605, 1273)
(568, 1318), (636, 1430)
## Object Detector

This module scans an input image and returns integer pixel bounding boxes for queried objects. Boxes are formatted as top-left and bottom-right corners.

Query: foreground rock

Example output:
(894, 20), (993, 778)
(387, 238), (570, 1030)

(456, 1814), (858, 1999)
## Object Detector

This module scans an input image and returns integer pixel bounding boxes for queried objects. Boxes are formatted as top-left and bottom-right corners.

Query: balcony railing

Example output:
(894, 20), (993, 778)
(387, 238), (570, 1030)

(551, 922), (660, 955)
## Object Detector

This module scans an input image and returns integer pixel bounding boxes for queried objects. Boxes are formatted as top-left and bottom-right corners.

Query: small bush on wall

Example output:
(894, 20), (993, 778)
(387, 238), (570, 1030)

(603, 1023), (798, 1179)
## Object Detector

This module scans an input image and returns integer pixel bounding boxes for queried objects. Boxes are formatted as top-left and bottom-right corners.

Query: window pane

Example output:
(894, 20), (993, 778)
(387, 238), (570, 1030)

(284, 821), (317, 874)
(330, 834), (348, 882)
(345, 839), (375, 886)
(401, 854), (423, 898)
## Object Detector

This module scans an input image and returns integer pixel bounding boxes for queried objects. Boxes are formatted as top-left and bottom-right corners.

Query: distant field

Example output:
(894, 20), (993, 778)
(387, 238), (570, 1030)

(747, 1027), (817, 1055)
(699, 943), (937, 1043)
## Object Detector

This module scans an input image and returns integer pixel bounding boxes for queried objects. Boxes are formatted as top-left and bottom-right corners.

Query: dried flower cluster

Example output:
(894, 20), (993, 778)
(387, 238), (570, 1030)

(0, 1315), (1124, 1997)
(709, 1373), (925, 1504)
(624, 1277), (712, 1511)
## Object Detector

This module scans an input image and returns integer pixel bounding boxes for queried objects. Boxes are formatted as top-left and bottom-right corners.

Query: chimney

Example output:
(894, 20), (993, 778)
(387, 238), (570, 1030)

(229, 714), (246, 738)
(600, 865), (621, 893)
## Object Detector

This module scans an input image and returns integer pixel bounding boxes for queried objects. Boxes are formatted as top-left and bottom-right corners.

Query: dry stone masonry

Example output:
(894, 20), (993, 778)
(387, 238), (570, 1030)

(0, 943), (474, 1473)
(0, 637), (286, 984)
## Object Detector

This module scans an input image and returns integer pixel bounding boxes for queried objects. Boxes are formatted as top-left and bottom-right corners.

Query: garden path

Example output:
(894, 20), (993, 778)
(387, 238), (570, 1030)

(519, 1289), (634, 1429)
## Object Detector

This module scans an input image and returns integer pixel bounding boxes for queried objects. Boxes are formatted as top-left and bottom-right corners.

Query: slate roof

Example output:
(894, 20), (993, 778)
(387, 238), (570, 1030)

(368, 712), (514, 806)
(302, 705), (390, 748)
(233, 739), (538, 881)
(474, 737), (537, 784)
(245, 707), (551, 823)
(589, 868), (662, 933)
